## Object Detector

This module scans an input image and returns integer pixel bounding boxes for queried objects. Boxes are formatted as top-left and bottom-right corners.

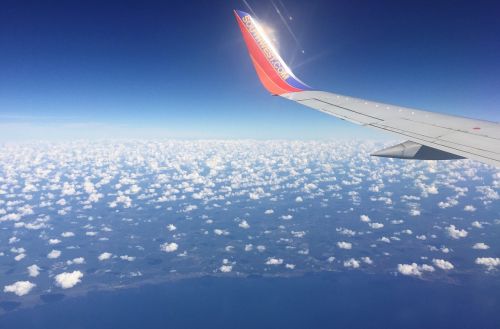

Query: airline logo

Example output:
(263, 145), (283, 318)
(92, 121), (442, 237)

(240, 14), (290, 81)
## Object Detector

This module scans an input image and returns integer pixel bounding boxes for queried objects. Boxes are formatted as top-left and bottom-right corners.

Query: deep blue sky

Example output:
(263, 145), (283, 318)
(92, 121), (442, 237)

(1, 0), (499, 140)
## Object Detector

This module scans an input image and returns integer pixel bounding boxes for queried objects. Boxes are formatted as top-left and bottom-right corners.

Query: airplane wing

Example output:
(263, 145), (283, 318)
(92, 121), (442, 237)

(233, 10), (500, 167)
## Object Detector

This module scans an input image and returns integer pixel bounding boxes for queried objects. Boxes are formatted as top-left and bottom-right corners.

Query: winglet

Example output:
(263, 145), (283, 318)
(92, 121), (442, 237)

(234, 10), (311, 95)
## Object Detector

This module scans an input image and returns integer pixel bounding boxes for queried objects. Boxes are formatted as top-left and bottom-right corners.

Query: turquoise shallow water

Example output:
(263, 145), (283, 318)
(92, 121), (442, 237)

(1, 272), (499, 329)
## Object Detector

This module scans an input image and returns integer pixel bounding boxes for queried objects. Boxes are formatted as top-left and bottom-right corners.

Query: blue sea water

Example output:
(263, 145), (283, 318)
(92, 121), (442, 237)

(1, 272), (499, 329)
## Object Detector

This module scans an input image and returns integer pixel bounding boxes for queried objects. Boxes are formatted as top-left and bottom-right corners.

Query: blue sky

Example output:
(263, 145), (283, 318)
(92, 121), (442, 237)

(1, 0), (499, 140)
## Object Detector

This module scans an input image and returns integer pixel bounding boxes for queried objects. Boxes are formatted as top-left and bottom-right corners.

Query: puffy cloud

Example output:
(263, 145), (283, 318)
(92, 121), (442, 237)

(344, 258), (360, 268)
(281, 214), (293, 220)
(55, 271), (83, 289)
(471, 221), (483, 229)
(368, 222), (384, 229)
(238, 220), (250, 229)
(49, 238), (61, 245)
(15, 253), (26, 261)
(265, 257), (283, 265)
(4, 281), (36, 296)
(472, 243), (490, 250)
(27, 264), (41, 277)
(160, 242), (178, 253)
(360, 215), (371, 222)
(432, 259), (454, 270)
(166, 224), (176, 231)
(295, 196), (303, 203)
(292, 231), (306, 238)
(409, 209), (421, 216)
(219, 265), (232, 273)
(47, 249), (61, 259)
(213, 229), (229, 236)
(98, 252), (112, 261)
(67, 257), (85, 265)
(424, 185), (439, 195)
(475, 257), (500, 270)
(285, 264), (296, 269)
(120, 255), (135, 261)
(361, 257), (373, 265)
(256, 245), (266, 252)
(61, 231), (75, 238)
(264, 209), (274, 215)
(397, 263), (434, 276)
(446, 225), (468, 239)
(337, 241), (352, 250)
(464, 205), (476, 212)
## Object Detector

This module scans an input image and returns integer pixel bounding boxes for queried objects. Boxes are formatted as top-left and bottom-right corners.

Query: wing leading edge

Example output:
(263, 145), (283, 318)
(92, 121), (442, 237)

(234, 10), (500, 167)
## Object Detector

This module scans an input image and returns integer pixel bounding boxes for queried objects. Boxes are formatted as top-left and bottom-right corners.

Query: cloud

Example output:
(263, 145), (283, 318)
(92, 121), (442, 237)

(464, 205), (476, 212)
(166, 224), (176, 231)
(471, 221), (483, 229)
(61, 231), (75, 237)
(67, 257), (85, 265)
(238, 220), (250, 229)
(397, 263), (434, 276)
(361, 257), (373, 265)
(98, 252), (112, 261)
(360, 215), (371, 222)
(337, 241), (352, 250)
(475, 257), (500, 270)
(265, 257), (283, 265)
(47, 249), (61, 259)
(219, 265), (232, 273)
(432, 259), (454, 270)
(446, 225), (468, 239)
(4, 281), (36, 296)
(213, 229), (229, 236)
(120, 255), (135, 261)
(49, 238), (61, 245)
(15, 253), (26, 261)
(55, 271), (83, 289)
(160, 242), (178, 253)
(27, 264), (41, 277)
(423, 185), (439, 195)
(344, 258), (360, 268)
(368, 222), (384, 229)
(264, 209), (274, 215)
(472, 242), (489, 250)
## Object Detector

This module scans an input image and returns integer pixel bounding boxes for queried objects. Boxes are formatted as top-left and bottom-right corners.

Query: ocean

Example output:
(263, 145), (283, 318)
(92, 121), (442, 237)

(1, 272), (499, 329)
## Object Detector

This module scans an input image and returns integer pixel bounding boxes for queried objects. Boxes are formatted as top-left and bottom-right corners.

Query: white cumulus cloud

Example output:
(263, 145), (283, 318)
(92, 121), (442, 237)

(4, 281), (36, 296)
(432, 259), (454, 270)
(337, 241), (352, 250)
(160, 242), (178, 253)
(55, 271), (83, 289)
(446, 225), (468, 239)
(98, 252), (112, 261)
